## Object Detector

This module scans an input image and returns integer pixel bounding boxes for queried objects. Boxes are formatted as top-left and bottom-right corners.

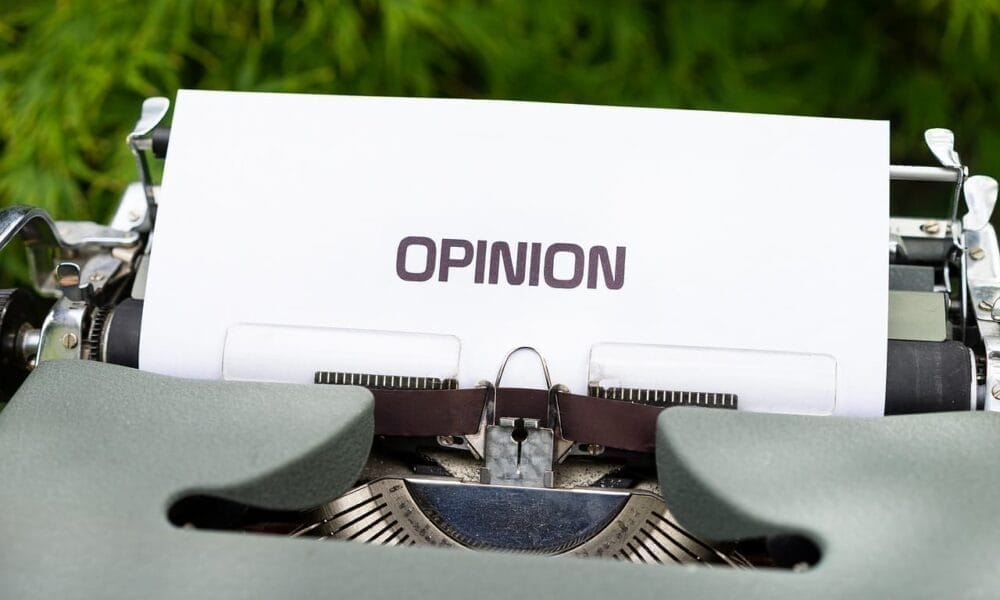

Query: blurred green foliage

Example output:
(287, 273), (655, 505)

(0, 0), (998, 283)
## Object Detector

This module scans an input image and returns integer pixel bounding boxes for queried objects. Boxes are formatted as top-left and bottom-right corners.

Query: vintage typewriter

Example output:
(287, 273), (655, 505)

(0, 97), (998, 598)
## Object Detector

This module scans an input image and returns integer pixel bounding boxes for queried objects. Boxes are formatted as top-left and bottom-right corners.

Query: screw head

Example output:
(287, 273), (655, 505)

(992, 383), (1000, 400)
(437, 435), (455, 446)
(979, 300), (994, 312)
(60, 332), (78, 349)
(970, 247), (987, 261)
(128, 210), (141, 223)
(585, 443), (604, 456)
(920, 221), (941, 235)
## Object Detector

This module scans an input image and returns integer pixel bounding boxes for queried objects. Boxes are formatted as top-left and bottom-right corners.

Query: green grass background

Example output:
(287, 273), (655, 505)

(1, 0), (998, 283)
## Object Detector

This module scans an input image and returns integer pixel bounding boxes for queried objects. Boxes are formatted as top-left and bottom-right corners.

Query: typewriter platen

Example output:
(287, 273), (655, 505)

(0, 97), (998, 572)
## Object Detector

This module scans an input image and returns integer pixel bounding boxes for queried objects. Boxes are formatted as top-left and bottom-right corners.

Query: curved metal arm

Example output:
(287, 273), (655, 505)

(494, 346), (553, 390)
(0, 205), (138, 254)
(0, 205), (63, 252)
(0, 205), (139, 297)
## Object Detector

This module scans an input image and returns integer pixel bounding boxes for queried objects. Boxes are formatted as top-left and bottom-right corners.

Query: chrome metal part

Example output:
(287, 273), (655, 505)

(54, 263), (90, 303)
(923, 129), (969, 332)
(890, 217), (951, 240)
(479, 417), (554, 487)
(18, 327), (40, 362)
(78, 254), (123, 295)
(109, 183), (151, 232)
(888, 233), (906, 260)
(964, 224), (1000, 411)
(417, 448), (625, 488)
(130, 254), (149, 300)
(890, 164), (964, 182)
(465, 348), (560, 461)
(299, 477), (739, 566)
(466, 347), (575, 470)
(968, 346), (977, 411)
(35, 255), (121, 362)
(494, 346), (552, 390)
(921, 221), (942, 235)
(1, 206), (137, 253)
(549, 383), (575, 462)
(461, 381), (492, 460)
(0, 206), (138, 295)
(126, 97), (170, 226)
(963, 175), (999, 232)
(924, 128), (962, 170)
(129, 97), (171, 139)
(296, 478), (453, 547)
(888, 218), (954, 293)
(435, 433), (475, 454)
(53, 221), (137, 248)
(37, 296), (86, 362)
(0, 206), (60, 255)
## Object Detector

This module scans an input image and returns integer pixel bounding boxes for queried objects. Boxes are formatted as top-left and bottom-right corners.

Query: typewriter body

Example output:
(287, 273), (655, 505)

(0, 97), (998, 598)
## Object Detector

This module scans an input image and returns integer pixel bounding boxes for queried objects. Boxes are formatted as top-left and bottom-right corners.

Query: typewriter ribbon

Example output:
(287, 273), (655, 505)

(313, 345), (737, 454)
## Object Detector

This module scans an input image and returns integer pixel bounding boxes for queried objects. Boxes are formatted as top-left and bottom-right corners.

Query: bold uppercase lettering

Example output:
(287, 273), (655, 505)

(587, 246), (626, 290)
(439, 238), (474, 281)
(488, 242), (527, 285)
(399, 237), (626, 290)
(544, 243), (585, 289)
(396, 236), (437, 282)
(474, 240), (488, 283)
(528, 242), (542, 286)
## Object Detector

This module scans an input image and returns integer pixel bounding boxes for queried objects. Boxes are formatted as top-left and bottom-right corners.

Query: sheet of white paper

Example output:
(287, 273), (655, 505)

(141, 90), (888, 416)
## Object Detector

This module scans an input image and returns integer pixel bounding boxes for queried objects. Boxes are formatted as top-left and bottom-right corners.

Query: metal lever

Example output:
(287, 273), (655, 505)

(0, 206), (64, 254)
(0, 206), (137, 294)
(925, 128), (962, 169)
(922, 128), (967, 246)
(0, 206), (137, 251)
(918, 128), (969, 339)
(963, 175), (999, 232)
(54, 263), (91, 303)
(126, 97), (170, 228)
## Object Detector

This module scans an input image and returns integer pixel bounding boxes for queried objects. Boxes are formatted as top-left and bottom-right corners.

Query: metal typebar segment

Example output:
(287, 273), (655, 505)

(890, 165), (962, 183)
